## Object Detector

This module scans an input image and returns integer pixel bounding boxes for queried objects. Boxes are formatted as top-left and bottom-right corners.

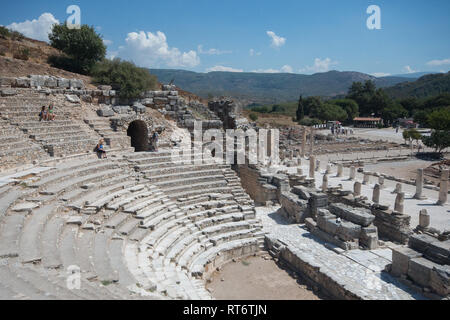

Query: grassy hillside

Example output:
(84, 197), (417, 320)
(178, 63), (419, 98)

(384, 72), (450, 99)
(150, 69), (412, 104)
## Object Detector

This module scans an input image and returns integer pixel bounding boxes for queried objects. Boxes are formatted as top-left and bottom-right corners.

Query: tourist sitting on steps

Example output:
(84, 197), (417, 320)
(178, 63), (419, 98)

(95, 139), (107, 159)
(39, 106), (48, 121)
(48, 104), (56, 121)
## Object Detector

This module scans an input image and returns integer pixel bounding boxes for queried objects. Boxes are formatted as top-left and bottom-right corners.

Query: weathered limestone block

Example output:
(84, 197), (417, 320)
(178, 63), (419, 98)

(15, 77), (31, 88)
(391, 247), (423, 277)
(97, 85), (112, 91)
(326, 164), (332, 175)
(44, 77), (57, 88)
(133, 103), (146, 114)
(112, 105), (131, 114)
(292, 186), (311, 200)
(97, 107), (114, 117)
(81, 95), (92, 103)
(360, 226), (378, 249)
(408, 257), (437, 287)
(70, 79), (84, 89)
(419, 209), (430, 229)
(0, 88), (17, 96)
(329, 203), (375, 227)
(57, 78), (70, 89)
(280, 191), (309, 223)
(65, 94), (81, 104)
(430, 265), (450, 297)
(308, 192), (328, 217)
(337, 220), (362, 242)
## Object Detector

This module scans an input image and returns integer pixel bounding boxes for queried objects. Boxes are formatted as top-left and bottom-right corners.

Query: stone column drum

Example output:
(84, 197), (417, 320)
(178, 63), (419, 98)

(354, 182), (362, 196)
(372, 184), (380, 204)
(437, 169), (449, 205)
(309, 156), (315, 178)
(413, 168), (427, 200)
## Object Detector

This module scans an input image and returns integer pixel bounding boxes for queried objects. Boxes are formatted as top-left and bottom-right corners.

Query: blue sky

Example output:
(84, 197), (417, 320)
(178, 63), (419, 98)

(1, 0), (449, 76)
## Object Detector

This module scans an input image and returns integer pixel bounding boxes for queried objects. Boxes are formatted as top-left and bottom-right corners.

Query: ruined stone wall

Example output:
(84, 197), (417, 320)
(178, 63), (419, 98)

(208, 98), (249, 130)
(234, 165), (278, 205)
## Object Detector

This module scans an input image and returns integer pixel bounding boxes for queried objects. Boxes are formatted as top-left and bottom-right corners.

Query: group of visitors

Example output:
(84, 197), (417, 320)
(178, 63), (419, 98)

(39, 105), (56, 121)
(330, 124), (353, 136)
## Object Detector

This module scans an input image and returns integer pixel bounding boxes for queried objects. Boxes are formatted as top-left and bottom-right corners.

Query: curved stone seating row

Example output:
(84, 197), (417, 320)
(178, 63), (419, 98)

(0, 148), (262, 300)
(0, 92), (102, 158)
(0, 119), (49, 168)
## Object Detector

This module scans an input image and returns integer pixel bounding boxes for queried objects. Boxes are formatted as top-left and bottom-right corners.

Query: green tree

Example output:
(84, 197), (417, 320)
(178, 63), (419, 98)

(422, 130), (450, 155)
(91, 58), (158, 99)
(381, 102), (408, 126)
(296, 95), (305, 121)
(303, 96), (322, 116)
(312, 103), (347, 122)
(427, 107), (450, 131)
(49, 24), (106, 74)
(331, 99), (359, 123)
(413, 110), (429, 127)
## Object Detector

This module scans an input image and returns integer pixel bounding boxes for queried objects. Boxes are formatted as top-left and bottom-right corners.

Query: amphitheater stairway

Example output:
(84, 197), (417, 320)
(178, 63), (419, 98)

(84, 118), (132, 149)
(0, 92), (100, 158)
(0, 149), (264, 300)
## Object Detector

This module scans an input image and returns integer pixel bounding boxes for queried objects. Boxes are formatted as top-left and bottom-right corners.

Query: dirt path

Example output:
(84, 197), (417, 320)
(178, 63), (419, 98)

(206, 255), (321, 300)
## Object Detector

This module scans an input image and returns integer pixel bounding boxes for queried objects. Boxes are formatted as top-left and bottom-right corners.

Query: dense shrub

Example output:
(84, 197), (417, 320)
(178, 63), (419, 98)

(91, 58), (158, 99)
(13, 48), (30, 61)
(298, 117), (322, 126)
(249, 113), (258, 121)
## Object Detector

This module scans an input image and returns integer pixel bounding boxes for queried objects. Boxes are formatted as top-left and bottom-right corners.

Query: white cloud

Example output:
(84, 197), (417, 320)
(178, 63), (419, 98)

(281, 65), (293, 73)
(252, 68), (280, 73)
(371, 72), (391, 77)
(266, 31), (286, 48)
(403, 65), (416, 74)
(206, 65), (243, 72)
(197, 45), (231, 55)
(120, 31), (200, 68)
(299, 58), (338, 74)
(103, 39), (113, 46)
(7, 13), (59, 42)
(251, 65), (293, 73)
(426, 58), (450, 66)
(249, 49), (262, 56)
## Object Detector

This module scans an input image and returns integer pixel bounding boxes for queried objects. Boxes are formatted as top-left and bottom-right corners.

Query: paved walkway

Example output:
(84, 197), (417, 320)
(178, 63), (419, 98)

(256, 206), (425, 300)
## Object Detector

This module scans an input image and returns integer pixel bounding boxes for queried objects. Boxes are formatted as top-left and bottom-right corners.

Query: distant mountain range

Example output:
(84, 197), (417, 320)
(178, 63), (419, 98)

(149, 69), (414, 104)
(390, 72), (440, 79)
(384, 72), (450, 99)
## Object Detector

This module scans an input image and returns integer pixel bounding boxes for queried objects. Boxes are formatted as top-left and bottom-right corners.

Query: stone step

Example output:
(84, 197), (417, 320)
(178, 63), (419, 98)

(189, 238), (259, 277)
(93, 229), (119, 283)
(41, 216), (64, 269)
(19, 204), (57, 264)
(0, 214), (26, 258)
(108, 239), (139, 287)
(40, 168), (123, 196)
(0, 264), (57, 300)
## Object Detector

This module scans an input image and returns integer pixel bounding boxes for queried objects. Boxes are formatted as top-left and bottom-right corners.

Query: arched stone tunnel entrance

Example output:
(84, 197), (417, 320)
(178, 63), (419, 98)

(127, 120), (149, 152)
